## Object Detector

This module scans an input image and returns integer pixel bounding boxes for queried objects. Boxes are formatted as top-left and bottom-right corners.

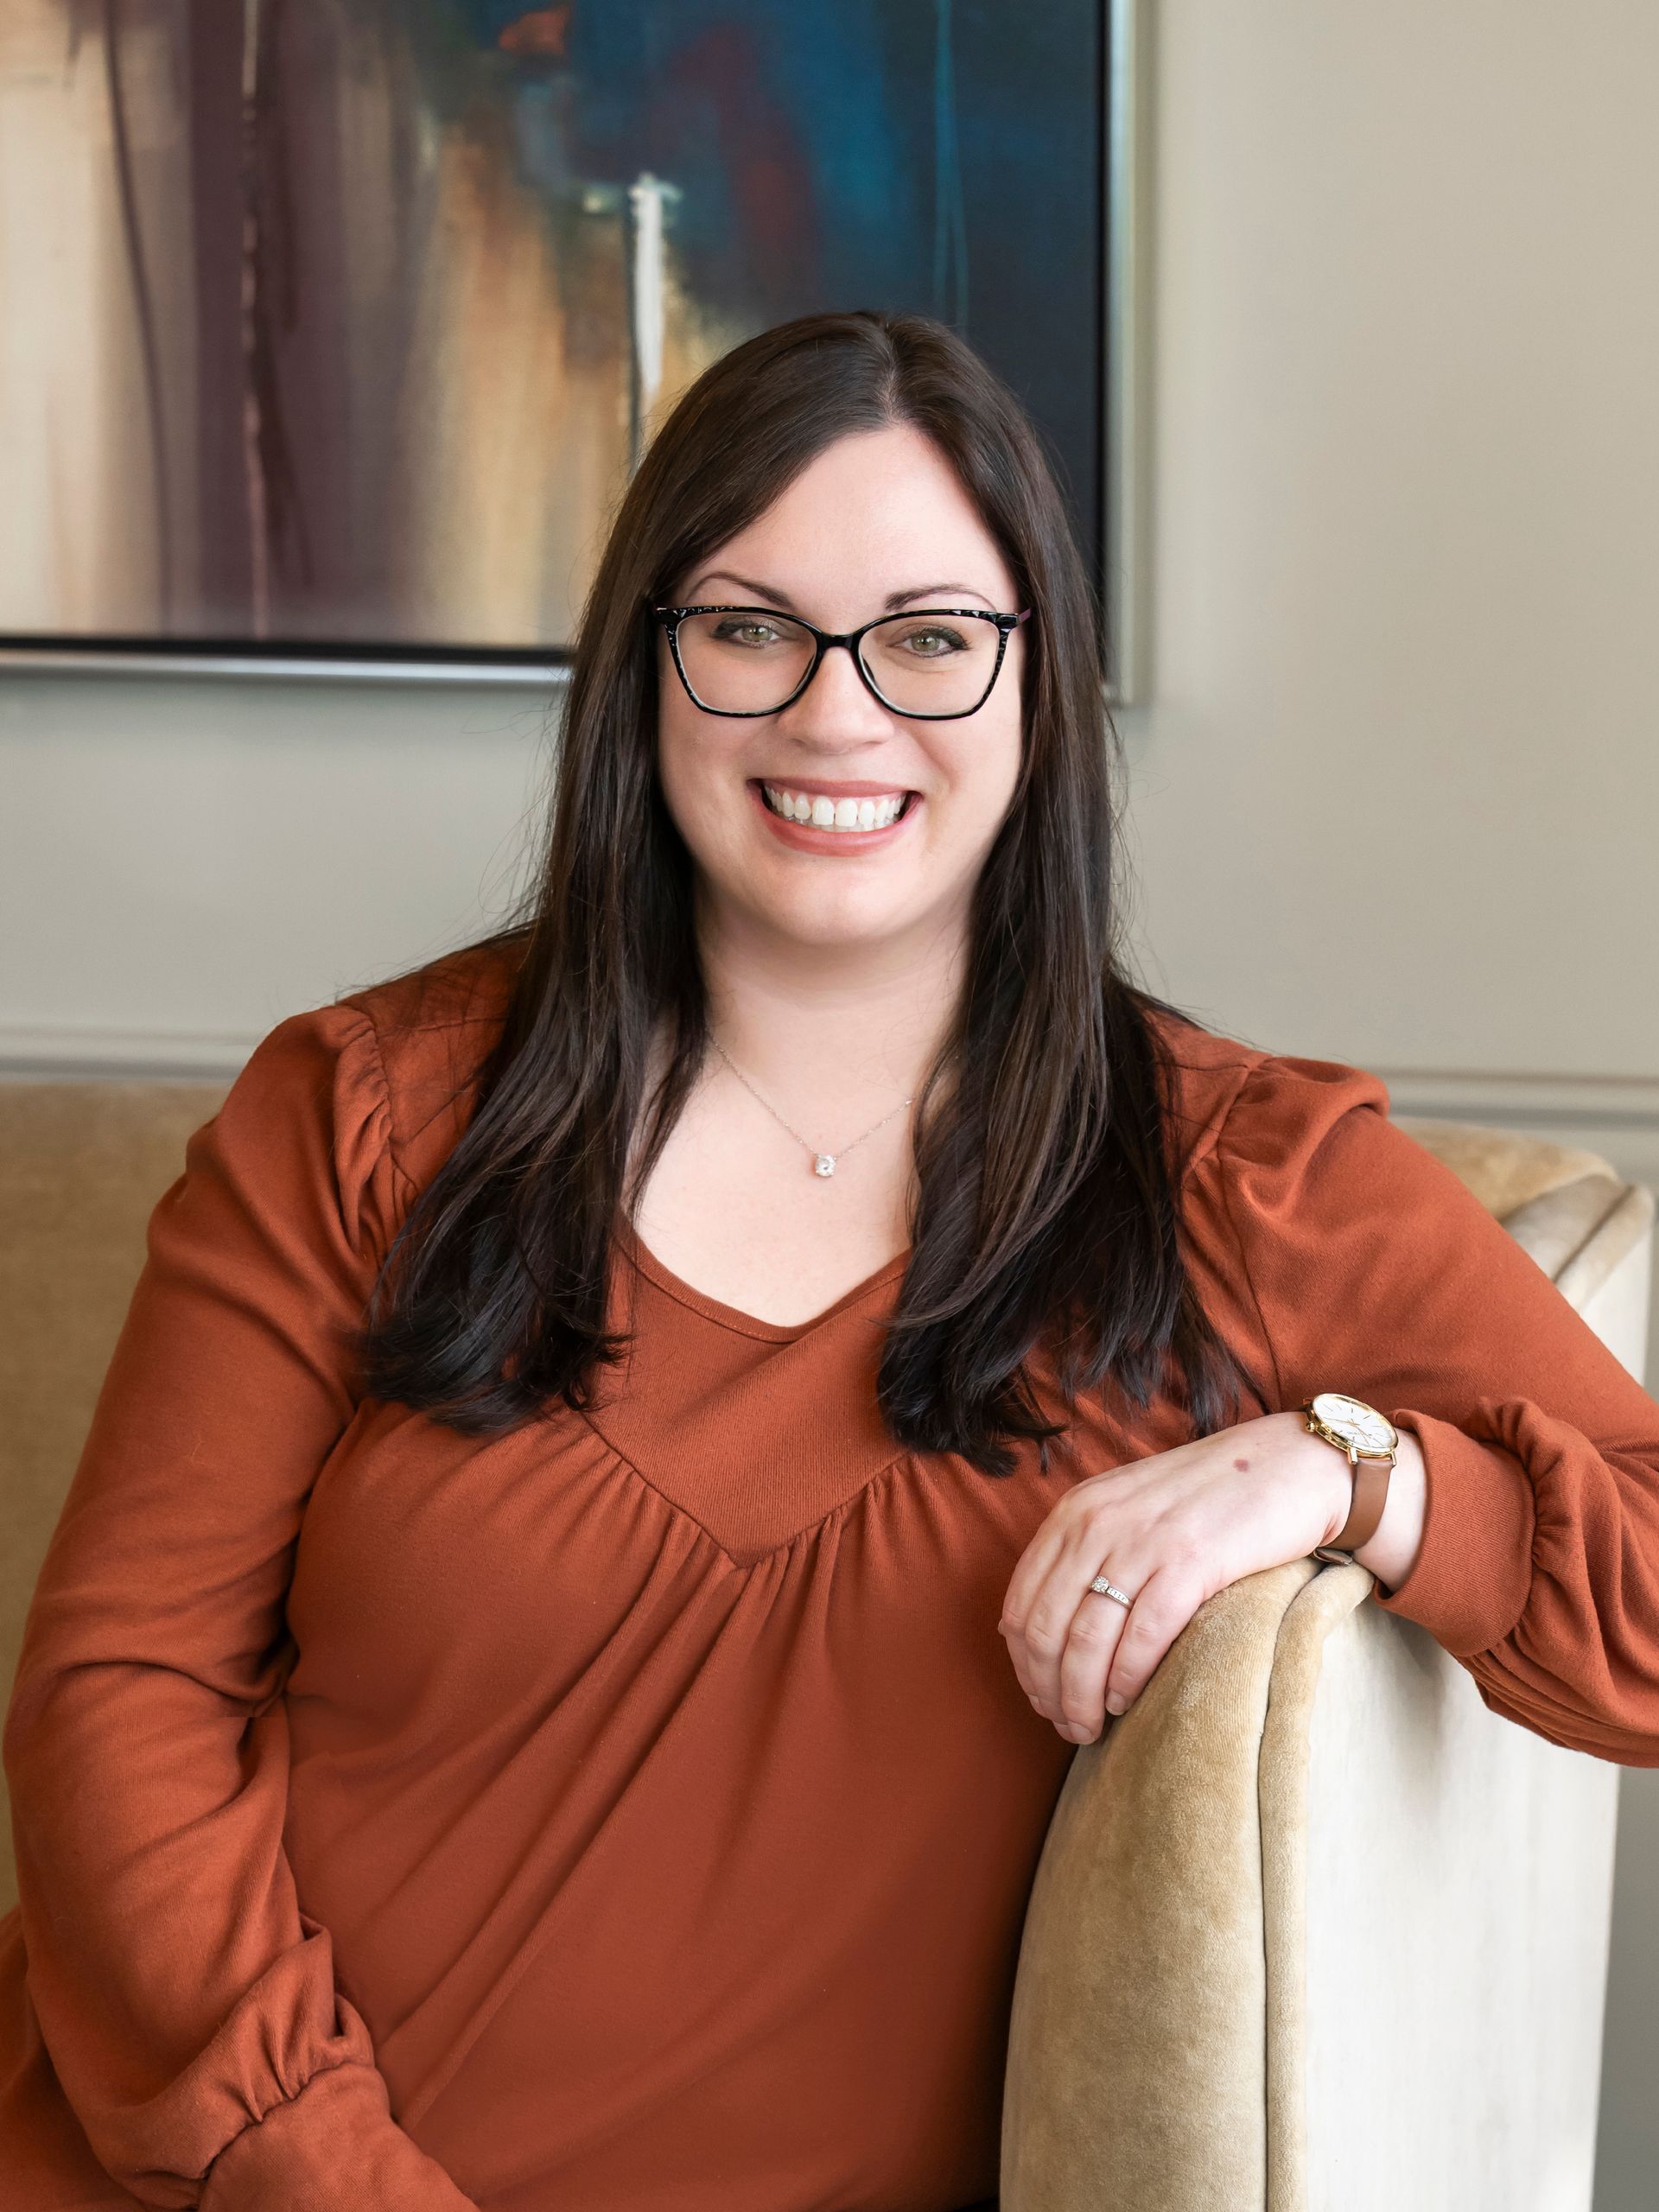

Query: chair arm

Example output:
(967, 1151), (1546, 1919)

(1001, 1149), (1650, 2212)
(1000, 1554), (1347, 2212)
(1500, 1173), (1652, 1297)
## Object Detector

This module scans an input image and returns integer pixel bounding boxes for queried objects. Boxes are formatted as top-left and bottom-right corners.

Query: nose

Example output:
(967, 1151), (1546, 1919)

(775, 638), (896, 745)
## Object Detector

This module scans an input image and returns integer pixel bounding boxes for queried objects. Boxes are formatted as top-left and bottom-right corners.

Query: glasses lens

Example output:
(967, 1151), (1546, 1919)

(674, 609), (817, 712)
(860, 613), (1001, 715)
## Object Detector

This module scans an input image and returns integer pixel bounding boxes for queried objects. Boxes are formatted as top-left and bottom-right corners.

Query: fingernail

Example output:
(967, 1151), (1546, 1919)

(1105, 1694), (1126, 1716)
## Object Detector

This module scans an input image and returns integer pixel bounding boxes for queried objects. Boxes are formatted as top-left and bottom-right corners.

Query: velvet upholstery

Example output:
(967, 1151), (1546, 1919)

(1, 1079), (232, 1915)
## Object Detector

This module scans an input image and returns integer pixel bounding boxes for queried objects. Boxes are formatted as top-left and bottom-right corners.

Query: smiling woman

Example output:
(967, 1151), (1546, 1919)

(5, 310), (1659, 2212)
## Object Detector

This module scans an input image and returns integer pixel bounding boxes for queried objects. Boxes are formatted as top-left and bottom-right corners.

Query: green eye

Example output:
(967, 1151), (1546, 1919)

(713, 620), (783, 648)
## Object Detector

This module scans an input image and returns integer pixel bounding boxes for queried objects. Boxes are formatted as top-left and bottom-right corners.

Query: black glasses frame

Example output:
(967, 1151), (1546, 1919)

(650, 601), (1033, 720)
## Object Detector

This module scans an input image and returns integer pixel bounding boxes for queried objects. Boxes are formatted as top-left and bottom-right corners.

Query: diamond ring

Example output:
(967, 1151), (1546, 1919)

(1087, 1575), (1133, 1606)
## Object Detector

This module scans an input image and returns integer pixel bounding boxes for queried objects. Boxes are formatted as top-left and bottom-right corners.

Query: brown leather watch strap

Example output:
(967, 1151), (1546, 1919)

(1311, 1447), (1394, 1565)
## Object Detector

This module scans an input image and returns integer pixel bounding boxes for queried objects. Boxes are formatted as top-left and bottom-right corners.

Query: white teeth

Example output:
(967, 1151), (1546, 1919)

(761, 784), (909, 833)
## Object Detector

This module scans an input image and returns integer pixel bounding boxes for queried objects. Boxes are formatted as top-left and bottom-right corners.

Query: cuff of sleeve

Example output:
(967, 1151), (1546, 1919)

(1367, 1408), (1535, 1657)
(199, 2061), (477, 2212)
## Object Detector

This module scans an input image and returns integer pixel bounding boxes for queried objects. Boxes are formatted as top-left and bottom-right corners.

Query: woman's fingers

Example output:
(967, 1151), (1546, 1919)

(1000, 1539), (1133, 1739)
(1001, 1585), (1127, 1742)
(1001, 1558), (1205, 1741)
(998, 1448), (1216, 1740)
(1099, 1564), (1203, 1714)
(1052, 1591), (1128, 1739)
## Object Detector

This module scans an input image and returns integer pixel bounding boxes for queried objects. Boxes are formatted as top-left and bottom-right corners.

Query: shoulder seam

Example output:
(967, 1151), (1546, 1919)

(338, 1000), (417, 1214)
(334, 936), (524, 1042)
(1174, 1046), (1266, 1186)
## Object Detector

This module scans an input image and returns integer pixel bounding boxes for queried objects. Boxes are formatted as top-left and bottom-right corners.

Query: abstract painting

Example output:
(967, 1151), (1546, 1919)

(0, 0), (1108, 666)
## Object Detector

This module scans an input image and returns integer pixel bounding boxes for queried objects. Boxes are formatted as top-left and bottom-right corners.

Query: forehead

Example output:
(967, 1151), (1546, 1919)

(686, 423), (1015, 609)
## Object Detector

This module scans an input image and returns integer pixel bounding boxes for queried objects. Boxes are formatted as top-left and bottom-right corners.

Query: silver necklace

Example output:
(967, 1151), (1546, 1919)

(707, 1033), (912, 1179)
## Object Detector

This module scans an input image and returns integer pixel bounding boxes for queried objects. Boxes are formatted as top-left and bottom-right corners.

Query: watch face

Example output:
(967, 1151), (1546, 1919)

(1310, 1390), (1397, 1452)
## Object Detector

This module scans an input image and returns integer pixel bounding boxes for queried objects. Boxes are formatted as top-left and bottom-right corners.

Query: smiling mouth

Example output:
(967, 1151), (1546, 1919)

(755, 782), (917, 832)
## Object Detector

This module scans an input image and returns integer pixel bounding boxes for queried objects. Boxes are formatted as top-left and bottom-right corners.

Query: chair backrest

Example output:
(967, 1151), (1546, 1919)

(1, 1079), (230, 1912)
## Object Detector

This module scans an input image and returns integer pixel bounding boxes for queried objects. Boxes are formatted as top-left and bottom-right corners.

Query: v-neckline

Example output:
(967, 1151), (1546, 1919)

(619, 1218), (911, 1344)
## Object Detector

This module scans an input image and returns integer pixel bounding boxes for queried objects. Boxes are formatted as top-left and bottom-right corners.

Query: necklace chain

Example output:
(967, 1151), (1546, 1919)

(707, 1033), (912, 1179)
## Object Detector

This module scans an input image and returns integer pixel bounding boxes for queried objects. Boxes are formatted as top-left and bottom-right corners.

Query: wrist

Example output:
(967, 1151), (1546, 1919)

(1351, 1426), (1427, 1592)
(1279, 1409), (1363, 1548)
(200, 2065), (479, 2212)
(1287, 1401), (1428, 1592)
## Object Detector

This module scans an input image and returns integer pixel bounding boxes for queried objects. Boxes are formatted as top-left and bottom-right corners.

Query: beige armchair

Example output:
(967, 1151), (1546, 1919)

(2, 1086), (1652, 2210)
(1002, 1116), (1654, 2212)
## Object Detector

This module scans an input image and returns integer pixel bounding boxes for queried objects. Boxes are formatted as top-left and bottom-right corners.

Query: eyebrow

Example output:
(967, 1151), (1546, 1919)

(683, 569), (995, 614)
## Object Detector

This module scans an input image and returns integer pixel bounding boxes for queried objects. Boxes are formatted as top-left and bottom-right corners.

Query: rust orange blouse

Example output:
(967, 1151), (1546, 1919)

(3, 942), (1658, 2210)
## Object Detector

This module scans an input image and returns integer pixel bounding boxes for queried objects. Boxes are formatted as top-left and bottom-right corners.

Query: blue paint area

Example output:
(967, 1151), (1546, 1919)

(428, 0), (1102, 550)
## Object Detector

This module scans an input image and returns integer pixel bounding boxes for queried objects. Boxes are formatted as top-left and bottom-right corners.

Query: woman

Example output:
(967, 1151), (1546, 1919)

(3, 309), (1657, 2211)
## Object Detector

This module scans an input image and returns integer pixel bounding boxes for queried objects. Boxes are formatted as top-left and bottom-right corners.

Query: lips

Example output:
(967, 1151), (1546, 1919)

(746, 778), (920, 849)
(759, 781), (913, 830)
(747, 778), (918, 798)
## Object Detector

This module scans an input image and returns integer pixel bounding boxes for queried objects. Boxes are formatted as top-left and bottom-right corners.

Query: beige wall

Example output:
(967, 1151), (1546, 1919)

(0, 671), (550, 1067)
(3, 1), (1657, 2202)
(1122, 0), (1659, 1083)
(1116, 11), (1659, 2209)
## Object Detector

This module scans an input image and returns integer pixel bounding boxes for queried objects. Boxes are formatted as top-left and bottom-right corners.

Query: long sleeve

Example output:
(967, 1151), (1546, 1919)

(1196, 1049), (1659, 1766)
(2, 1006), (478, 2209)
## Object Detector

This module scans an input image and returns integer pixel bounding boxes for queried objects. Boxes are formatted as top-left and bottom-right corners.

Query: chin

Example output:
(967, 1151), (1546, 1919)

(759, 896), (914, 949)
(728, 868), (918, 944)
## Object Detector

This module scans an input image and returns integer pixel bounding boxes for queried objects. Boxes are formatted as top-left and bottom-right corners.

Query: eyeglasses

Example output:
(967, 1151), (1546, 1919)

(650, 601), (1032, 720)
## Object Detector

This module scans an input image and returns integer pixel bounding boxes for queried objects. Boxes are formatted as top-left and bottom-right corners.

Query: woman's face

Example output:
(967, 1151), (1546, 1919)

(655, 421), (1027, 958)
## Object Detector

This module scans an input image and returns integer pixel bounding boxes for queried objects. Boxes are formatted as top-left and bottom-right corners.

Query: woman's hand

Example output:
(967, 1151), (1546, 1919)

(997, 1410), (1378, 1744)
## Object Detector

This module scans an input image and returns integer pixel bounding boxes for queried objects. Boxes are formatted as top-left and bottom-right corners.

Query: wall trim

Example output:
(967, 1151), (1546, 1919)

(0, 1024), (261, 1081)
(1374, 1067), (1659, 1135)
(3, 1027), (1657, 1133)
(1376, 1066), (1659, 1206)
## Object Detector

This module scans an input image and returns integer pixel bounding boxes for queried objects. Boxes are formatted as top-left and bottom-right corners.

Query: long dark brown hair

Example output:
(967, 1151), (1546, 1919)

(356, 308), (1256, 1475)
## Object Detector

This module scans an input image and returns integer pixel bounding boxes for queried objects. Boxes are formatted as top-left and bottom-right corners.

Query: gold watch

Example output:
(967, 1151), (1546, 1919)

(1302, 1391), (1398, 1565)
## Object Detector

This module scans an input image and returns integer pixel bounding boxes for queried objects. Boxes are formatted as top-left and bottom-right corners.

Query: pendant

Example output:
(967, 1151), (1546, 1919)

(814, 1154), (836, 1178)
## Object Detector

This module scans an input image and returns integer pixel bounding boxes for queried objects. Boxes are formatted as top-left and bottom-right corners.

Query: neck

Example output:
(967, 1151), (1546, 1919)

(693, 895), (968, 1111)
